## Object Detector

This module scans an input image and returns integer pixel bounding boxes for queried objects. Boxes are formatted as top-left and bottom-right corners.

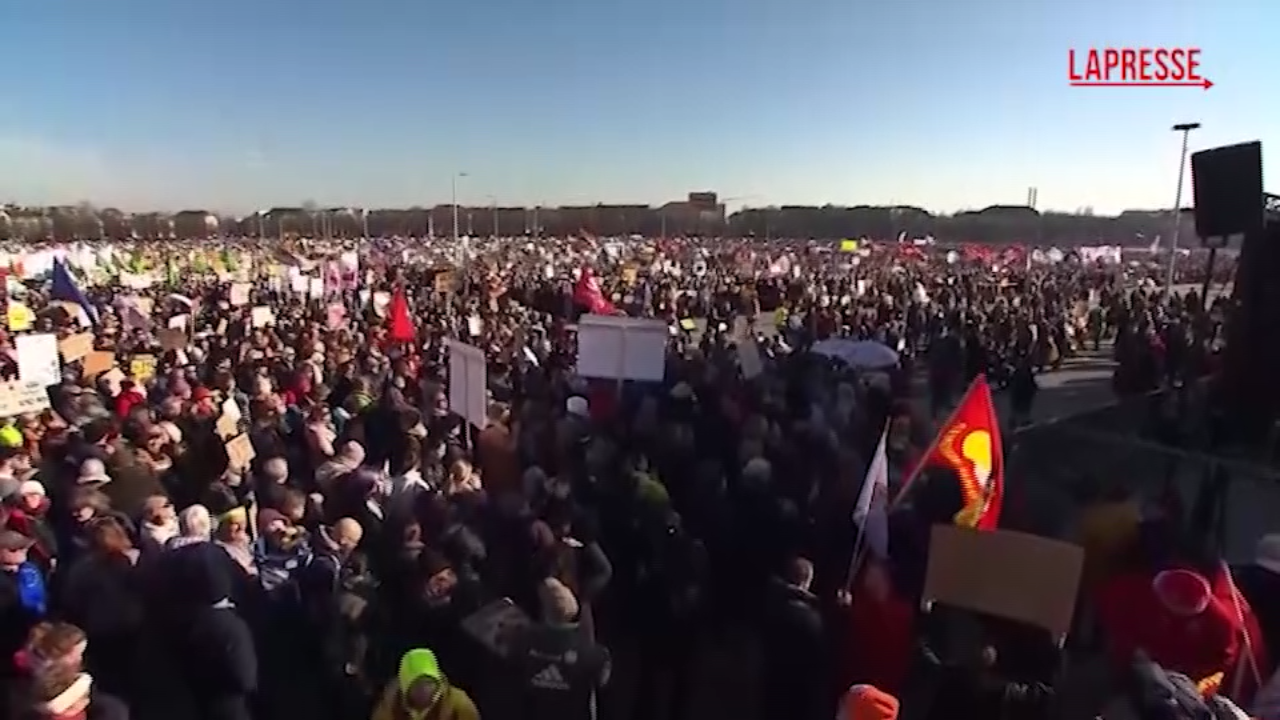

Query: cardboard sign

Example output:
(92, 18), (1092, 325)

(82, 351), (116, 378)
(49, 301), (87, 325)
(229, 283), (252, 307)
(225, 433), (256, 470)
(130, 355), (157, 384)
(100, 368), (126, 396)
(58, 332), (95, 362)
(923, 525), (1084, 640)
(435, 271), (456, 293)
(0, 380), (51, 417)
(215, 412), (239, 440)
(157, 328), (187, 352)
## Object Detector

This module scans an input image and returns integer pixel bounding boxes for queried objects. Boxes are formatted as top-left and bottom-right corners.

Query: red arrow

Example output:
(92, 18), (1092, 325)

(1070, 79), (1213, 90)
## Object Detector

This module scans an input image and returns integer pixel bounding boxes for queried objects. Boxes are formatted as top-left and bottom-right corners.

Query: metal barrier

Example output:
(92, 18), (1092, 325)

(1004, 388), (1280, 562)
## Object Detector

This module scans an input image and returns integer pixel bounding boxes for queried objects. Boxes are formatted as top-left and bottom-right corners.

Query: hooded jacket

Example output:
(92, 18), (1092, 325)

(370, 648), (479, 720)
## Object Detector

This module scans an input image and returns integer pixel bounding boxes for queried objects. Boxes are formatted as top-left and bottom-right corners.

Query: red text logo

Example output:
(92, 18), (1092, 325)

(1068, 48), (1212, 89)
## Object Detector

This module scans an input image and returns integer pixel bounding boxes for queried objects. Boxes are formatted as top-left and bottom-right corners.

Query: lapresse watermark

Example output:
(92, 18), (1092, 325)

(1069, 48), (1212, 89)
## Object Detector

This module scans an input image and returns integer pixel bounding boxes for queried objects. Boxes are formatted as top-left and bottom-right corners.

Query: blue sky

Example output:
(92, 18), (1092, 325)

(1, 0), (1274, 215)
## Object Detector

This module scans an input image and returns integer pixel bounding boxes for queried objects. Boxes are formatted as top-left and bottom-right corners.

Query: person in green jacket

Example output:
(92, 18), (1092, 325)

(370, 648), (480, 720)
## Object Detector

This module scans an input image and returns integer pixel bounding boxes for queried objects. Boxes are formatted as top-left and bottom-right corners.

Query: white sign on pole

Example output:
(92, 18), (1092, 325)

(575, 315), (668, 382)
(447, 340), (488, 429)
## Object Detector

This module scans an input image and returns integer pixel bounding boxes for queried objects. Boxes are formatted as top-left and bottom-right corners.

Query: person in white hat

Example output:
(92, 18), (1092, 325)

(75, 459), (111, 488)
(1234, 533), (1280, 671)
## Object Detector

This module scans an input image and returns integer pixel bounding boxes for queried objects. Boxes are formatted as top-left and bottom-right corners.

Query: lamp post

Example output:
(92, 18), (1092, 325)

(486, 195), (499, 238)
(451, 172), (468, 241)
(1165, 122), (1201, 298)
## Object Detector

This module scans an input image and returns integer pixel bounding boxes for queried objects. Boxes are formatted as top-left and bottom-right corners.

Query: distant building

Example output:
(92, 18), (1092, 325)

(174, 210), (220, 240)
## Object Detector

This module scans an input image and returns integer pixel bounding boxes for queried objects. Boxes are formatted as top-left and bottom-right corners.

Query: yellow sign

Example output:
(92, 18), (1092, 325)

(130, 355), (157, 384)
(6, 302), (33, 332)
(840, 239), (859, 253)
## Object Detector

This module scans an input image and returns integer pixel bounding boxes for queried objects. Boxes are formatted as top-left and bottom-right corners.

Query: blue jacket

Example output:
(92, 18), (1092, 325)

(15, 561), (47, 616)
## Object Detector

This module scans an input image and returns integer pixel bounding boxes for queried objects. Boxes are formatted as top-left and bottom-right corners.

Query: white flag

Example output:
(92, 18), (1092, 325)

(853, 421), (891, 559)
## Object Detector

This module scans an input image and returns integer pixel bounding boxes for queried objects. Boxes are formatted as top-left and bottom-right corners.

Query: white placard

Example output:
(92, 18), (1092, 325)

(229, 283), (252, 306)
(575, 315), (668, 382)
(447, 340), (488, 429)
(16, 333), (62, 386)
(308, 277), (325, 299)
(0, 380), (52, 417)
(251, 306), (274, 328)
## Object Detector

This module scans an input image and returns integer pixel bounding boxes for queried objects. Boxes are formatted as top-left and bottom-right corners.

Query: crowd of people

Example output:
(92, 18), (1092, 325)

(0, 232), (1263, 720)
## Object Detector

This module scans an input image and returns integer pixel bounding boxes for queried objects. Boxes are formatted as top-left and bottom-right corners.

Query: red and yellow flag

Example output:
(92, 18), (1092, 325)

(918, 375), (1005, 530)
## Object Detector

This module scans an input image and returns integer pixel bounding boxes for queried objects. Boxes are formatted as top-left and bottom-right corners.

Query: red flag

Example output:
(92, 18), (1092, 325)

(573, 268), (618, 315)
(909, 375), (1004, 530)
(386, 286), (416, 343)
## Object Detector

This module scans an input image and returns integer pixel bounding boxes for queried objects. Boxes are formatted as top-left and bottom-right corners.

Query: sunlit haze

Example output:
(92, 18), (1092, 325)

(2, 0), (1274, 215)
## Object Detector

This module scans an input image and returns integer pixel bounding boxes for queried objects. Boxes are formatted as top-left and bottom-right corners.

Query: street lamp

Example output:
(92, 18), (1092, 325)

(486, 195), (499, 238)
(1165, 122), (1201, 297)
(451, 172), (468, 241)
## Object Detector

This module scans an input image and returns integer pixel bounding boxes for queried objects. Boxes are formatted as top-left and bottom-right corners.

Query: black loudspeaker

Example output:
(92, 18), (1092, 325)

(1207, 140), (1272, 443)
(1190, 141), (1264, 242)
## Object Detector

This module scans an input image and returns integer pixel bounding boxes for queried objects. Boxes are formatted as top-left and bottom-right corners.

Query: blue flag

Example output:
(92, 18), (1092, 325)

(51, 258), (98, 325)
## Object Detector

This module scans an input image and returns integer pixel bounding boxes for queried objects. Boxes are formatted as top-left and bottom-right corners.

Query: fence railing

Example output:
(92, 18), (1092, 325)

(1004, 387), (1280, 562)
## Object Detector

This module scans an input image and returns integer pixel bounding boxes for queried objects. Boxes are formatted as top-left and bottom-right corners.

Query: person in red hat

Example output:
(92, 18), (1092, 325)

(1096, 563), (1257, 694)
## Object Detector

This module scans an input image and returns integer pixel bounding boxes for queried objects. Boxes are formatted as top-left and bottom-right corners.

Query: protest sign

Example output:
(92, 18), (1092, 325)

(130, 355), (157, 384)
(100, 368), (126, 396)
(447, 340), (488, 429)
(82, 351), (116, 378)
(251, 306), (274, 328)
(225, 433), (256, 470)
(215, 413), (239, 440)
(16, 333), (61, 386)
(158, 328), (187, 352)
(326, 304), (346, 330)
(6, 302), (33, 332)
(229, 283), (252, 306)
(923, 525), (1084, 641)
(435, 271), (456, 293)
(0, 381), (51, 417)
(58, 332), (94, 362)
(576, 315), (667, 382)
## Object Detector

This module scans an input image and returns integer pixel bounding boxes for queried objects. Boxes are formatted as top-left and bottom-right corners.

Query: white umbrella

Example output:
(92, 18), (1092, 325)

(811, 338), (900, 369)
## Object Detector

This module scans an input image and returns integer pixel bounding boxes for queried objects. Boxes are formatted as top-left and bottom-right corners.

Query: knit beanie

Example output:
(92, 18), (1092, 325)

(840, 684), (900, 720)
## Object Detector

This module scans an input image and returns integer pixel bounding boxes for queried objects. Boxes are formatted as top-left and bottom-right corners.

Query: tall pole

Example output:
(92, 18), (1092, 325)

(1165, 122), (1201, 299)
(451, 171), (467, 241)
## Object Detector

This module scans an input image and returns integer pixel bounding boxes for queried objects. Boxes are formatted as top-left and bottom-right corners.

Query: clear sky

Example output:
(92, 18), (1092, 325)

(1, 0), (1274, 215)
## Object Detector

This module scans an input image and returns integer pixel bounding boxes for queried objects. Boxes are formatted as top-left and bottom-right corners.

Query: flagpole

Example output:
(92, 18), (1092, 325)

(843, 419), (891, 593)
(890, 374), (982, 509)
